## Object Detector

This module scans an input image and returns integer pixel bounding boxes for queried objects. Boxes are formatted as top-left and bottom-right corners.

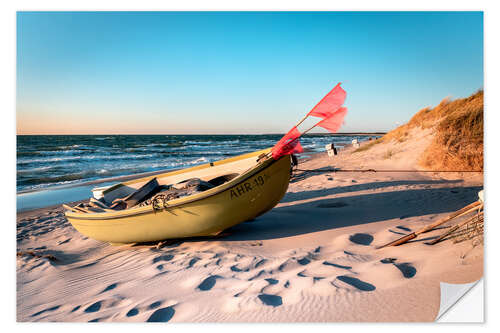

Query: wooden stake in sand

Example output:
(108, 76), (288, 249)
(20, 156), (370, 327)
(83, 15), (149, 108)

(376, 200), (482, 249)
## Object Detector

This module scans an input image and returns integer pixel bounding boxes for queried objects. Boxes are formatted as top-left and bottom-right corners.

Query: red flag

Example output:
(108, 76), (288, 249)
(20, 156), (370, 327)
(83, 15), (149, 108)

(271, 126), (303, 160)
(317, 107), (348, 133)
(308, 83), (346, 119)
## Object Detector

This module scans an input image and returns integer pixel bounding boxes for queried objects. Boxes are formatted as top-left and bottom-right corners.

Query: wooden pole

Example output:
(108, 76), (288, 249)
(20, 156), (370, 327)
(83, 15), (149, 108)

(261, 117), (325, 161)
(294, 114), (310, 130)
(376, 200), (482, 249)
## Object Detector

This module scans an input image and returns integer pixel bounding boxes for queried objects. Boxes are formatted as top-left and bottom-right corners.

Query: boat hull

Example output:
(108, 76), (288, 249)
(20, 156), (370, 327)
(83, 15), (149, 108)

(65, 153), (291, 244)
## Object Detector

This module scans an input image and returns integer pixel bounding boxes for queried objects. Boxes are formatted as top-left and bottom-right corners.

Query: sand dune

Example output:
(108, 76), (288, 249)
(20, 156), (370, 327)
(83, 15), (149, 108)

(16, 130), (483, 322)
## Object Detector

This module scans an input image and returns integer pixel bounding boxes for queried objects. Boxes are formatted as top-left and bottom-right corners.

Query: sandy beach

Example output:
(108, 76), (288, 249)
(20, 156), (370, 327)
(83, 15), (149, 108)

(16, 127), (483, 322)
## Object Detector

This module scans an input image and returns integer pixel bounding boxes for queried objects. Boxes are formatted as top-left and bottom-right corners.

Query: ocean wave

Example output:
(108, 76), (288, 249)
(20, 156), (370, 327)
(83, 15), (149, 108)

(18, 171), (97, 186)
(16, 151), (43, 157)
(17, 153), (158, 165)
(184, 140), (213, 145)
(17, 166), (59, 174)
(143, 142), (184, 147)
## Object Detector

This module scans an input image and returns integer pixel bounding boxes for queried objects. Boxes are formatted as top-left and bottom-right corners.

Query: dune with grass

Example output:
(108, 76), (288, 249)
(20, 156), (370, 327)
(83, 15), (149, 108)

(352, 90), (483, 172)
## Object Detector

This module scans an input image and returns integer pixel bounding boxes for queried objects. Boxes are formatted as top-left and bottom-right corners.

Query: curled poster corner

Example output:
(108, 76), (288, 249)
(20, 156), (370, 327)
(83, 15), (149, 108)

(436, 278), (483, 322)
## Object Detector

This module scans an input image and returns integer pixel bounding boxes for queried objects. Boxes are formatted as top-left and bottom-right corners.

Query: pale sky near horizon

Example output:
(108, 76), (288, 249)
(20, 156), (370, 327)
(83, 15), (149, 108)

(16, 11), (483, 135)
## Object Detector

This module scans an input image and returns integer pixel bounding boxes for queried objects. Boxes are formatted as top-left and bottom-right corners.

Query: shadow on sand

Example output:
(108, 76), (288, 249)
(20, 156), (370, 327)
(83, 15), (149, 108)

(281, 179), (464, 203)
(222, 183), (481, 242)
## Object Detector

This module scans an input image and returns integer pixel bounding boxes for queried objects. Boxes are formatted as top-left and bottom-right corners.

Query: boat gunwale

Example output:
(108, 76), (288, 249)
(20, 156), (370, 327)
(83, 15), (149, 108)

(65, 153), (287, 221)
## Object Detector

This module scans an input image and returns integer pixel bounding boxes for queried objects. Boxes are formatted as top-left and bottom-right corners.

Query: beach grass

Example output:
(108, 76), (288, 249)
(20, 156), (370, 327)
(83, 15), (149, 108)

(419, 90), (483, 171)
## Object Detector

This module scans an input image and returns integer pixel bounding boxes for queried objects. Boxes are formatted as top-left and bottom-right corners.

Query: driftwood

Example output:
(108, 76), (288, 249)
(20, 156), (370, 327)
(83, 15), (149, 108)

(376, 200), (482, 249)
(426, 211), (484, 245)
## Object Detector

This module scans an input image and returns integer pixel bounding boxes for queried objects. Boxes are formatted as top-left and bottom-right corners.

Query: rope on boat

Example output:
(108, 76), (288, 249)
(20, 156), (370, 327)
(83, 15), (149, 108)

(151, 193), (179, 212)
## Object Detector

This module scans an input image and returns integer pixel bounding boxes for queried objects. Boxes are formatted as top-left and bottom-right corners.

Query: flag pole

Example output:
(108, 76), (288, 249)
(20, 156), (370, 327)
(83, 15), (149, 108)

(283, 118), (324, 147)
(294, 114), (310, 129)
(261, 117), (325, 160)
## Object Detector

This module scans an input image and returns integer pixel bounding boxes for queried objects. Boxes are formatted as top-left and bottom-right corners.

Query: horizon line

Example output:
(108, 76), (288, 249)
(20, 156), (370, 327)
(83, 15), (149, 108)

(16, 132), (387, 136)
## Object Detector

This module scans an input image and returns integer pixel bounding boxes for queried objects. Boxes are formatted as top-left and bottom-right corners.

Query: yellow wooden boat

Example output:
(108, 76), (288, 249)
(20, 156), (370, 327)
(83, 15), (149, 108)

(64, 148), (292, 244)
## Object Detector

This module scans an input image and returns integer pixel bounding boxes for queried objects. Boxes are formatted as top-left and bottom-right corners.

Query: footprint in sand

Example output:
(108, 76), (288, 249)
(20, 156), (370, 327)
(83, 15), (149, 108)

(152, 254), (174, 264)
(197, 275), (222, 291)
(297, 257), (310, 265)
(380, 258), (417, 278)
(258, 294), (283, 307)
(380, 258), (397, 264)
(58, 238), (71, 245)
(388, 229), (407, 236)
(297, 271), (307, 277)
(84, 301), (102, 313)
(231, 264), (247, 272)
(254, 259), (267, 268)
(248, 270), (267, 281)
(265, 278), (279, 285)
(101, 283), (118, 293)
(126, 308), (139, 317)
(349, 233), (373, 246)
(334, 275), (376, 291)
(149, 301), (163, 309)
(323, 261), (352, 270)
(395, 263), (417, 278)
(31, 305), (60, 317)
(89, 317), (105, 322)
(187, 257), (200, 268)
(147, 306), (175, 322)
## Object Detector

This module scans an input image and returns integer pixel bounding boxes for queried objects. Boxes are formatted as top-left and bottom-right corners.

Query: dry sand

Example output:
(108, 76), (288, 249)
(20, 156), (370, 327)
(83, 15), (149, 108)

(16, 129), (483, 322)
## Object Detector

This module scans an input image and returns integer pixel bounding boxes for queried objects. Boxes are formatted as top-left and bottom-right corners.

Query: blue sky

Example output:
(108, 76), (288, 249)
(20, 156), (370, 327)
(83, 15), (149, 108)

(16, 11), (483, 134)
